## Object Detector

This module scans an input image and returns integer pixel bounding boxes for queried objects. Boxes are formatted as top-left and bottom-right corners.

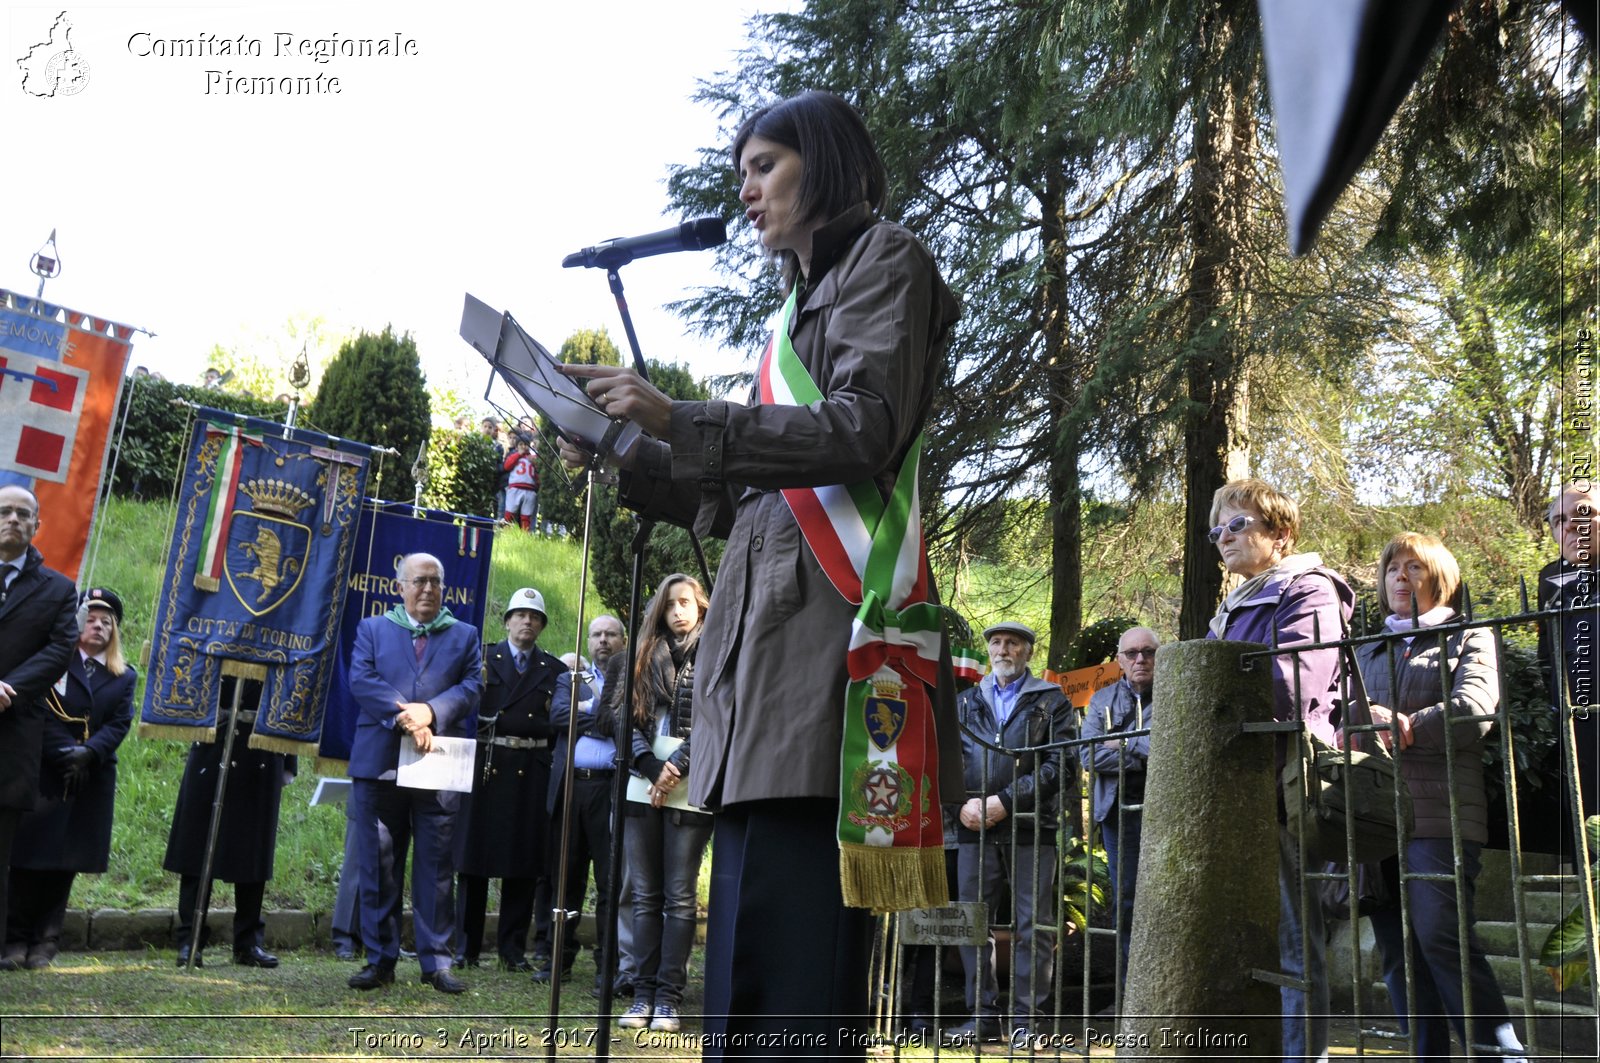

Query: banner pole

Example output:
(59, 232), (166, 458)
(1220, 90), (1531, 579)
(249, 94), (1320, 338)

(81, 368), (139, 587)
(183, 674), (246, 971)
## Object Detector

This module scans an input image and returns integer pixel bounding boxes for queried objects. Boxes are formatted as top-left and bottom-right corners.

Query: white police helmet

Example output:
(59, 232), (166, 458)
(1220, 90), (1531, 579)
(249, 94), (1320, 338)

(505, 587), (548, 623)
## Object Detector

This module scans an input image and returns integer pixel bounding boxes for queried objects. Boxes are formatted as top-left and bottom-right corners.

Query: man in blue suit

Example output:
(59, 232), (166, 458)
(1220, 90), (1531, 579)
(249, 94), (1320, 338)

(345, 552), (481, 994)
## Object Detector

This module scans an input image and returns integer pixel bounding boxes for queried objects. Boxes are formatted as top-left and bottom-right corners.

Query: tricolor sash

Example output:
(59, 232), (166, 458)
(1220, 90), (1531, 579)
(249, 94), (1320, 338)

(757, 290), (947, 912)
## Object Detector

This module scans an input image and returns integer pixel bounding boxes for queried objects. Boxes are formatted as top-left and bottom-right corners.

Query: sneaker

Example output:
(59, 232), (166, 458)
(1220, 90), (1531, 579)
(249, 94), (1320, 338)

(650, 1002), (681, 1033)
(618, 999), (653, 1029)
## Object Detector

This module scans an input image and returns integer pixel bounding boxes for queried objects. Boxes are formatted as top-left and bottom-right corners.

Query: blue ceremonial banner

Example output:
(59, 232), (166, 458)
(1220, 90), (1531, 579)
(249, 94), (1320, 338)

(140, 408), (375, 755)
(316, 501), (495, 769)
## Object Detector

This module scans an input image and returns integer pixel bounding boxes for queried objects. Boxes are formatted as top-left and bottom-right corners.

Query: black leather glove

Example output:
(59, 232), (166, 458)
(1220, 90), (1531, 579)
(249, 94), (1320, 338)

(60, 745), (95, 778)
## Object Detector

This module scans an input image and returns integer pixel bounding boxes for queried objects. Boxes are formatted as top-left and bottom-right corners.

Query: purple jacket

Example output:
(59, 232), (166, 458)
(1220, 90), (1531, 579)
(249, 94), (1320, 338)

(1208, 560), (1355, 746)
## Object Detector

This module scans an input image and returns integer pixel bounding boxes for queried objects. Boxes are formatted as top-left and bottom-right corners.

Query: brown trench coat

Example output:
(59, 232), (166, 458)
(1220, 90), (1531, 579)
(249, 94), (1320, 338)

(622, 206), (964, 809)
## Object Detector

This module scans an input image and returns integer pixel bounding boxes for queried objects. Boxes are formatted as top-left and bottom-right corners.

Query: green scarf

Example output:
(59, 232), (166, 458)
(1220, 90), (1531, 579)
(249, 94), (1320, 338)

(384, 604), (459, 637)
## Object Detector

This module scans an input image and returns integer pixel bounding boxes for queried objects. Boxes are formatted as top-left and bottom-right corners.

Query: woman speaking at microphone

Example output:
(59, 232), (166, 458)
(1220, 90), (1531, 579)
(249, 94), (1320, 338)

(560, 90), (963, 1059)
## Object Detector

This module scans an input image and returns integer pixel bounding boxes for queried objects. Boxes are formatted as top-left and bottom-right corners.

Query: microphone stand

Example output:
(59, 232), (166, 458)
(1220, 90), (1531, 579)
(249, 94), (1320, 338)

(546, 466), (598, 1054)
(604, 268), (713, 592)
(606, 268), (650, 378)
(548, 263), (712, 1048)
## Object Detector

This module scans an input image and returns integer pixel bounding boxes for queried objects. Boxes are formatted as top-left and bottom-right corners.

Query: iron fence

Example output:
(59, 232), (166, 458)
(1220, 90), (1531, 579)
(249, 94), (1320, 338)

(864, 603), (1598, 1059)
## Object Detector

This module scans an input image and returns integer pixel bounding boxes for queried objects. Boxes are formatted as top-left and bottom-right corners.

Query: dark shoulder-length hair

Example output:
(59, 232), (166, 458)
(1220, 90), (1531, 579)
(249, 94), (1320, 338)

(731, 91), (887, 282)
(631, 573), (709, 726)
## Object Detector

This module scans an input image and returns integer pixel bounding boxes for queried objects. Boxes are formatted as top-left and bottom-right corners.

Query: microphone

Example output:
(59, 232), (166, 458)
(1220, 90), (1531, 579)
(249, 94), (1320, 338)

(562, 217), (727, 269)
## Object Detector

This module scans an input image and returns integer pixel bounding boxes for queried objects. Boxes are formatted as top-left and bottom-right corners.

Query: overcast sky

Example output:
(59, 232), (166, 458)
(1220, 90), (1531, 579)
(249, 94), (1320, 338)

(7, 1), (778, 411)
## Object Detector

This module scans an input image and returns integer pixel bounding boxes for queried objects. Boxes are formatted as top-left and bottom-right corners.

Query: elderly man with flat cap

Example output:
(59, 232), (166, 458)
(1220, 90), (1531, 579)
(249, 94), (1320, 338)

(946, 621), (1075, 1046)
(454, 587), (563, 971)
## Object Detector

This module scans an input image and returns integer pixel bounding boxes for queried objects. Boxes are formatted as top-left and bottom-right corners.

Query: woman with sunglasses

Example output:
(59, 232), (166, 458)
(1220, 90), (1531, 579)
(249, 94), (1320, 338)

(1357, 532), (1523, 1060)
(1205, 479), (1354, 1063)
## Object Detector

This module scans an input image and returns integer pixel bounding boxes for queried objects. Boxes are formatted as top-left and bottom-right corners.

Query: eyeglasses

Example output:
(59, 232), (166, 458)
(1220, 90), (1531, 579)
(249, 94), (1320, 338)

(1119, 647), (1157, 660)
(0, 506), (37, 520)
(405, 577), (443, 588)
(1207, 514), (1259, 544)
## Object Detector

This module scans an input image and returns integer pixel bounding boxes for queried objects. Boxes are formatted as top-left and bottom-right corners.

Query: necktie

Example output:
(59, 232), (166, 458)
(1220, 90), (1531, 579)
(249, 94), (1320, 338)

(84, 659), (99, 685)
(0, 567), (13, 606)
(515, 651), (527, 674)
(413, 633), (428, 662)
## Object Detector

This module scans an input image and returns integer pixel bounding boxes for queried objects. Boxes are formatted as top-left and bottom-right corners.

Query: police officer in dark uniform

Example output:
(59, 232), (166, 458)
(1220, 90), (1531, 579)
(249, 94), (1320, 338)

(5, 588), (134, 969)
(163, 674), (292, 967)
(455, 587), (562, 970)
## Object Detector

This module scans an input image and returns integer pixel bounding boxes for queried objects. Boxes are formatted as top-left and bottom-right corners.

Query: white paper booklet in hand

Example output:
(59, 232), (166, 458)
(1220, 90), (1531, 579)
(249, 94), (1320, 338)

(397, 735), (476, 793)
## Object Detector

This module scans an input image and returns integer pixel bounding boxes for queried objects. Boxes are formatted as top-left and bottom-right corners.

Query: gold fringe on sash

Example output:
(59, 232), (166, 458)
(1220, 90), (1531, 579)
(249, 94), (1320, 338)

(138, 723), (217, 743)
(314, 756), (351, 777)
(248, 733), (319, 757)
(840, 843), (949, 914)
(193, 575), (220, 593)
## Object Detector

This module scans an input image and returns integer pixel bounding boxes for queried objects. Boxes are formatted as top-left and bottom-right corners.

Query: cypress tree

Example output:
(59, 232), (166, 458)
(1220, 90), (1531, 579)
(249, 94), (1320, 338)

(312, 326), (431, 500)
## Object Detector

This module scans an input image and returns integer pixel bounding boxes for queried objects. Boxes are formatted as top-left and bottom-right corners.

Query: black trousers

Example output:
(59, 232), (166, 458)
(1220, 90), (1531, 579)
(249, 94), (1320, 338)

(702, 798), (872, 1061)
(457, 873), (537, 962)
(0, 810), (18, 953)
(177, 875), (266, 954)
(549, 773), (613, 965)
(6, 868), (74, 947)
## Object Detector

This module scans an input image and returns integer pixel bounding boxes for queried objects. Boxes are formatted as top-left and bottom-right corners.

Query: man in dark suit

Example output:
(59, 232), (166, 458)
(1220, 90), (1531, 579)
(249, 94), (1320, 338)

(7, 587), (135, 970)
(0, 485), (78, 972)
(455, 586), (562, 971)
(345, 552), (482, 994)
(542, 613), (626, 989)
(1538, 481), (1599, 856)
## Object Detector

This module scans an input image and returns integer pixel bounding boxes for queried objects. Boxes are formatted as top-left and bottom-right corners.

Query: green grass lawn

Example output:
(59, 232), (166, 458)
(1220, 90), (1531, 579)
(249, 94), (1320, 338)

(0, 949), (710, 1060)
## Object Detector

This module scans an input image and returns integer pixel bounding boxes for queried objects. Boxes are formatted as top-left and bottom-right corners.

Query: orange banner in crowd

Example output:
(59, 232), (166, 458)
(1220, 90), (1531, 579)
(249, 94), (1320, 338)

(0, 290), (133, 582)
(1043, 661), (1124, 709)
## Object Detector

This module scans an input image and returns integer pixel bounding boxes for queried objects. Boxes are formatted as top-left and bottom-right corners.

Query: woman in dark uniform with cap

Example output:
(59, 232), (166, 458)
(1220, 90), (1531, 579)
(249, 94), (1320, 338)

(3, 588), (134, 970)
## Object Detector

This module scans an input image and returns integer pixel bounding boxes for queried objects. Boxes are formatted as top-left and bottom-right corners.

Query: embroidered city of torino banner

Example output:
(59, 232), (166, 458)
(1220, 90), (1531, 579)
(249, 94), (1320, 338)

(140, 409), (373, 755)
(0, 289), (134, 581)
(316, 501), (495, 771)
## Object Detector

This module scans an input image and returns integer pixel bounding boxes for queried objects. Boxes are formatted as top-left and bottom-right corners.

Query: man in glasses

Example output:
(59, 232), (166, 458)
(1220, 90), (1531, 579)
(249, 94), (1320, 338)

(1537, 481), (1598, 859)
(1081, 626), (1160, 1000)
(0, 487), (77, 971)
(946, 621), (1075, 1047)
(345, 553), (482, 994)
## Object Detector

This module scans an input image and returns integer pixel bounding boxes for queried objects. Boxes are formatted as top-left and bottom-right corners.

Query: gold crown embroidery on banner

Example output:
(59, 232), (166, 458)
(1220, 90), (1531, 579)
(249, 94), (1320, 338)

(239, 478), (315, 518)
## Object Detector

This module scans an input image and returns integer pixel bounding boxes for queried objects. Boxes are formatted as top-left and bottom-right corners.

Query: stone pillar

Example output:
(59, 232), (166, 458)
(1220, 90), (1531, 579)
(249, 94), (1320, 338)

(1119, 639), (1280, 1056)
